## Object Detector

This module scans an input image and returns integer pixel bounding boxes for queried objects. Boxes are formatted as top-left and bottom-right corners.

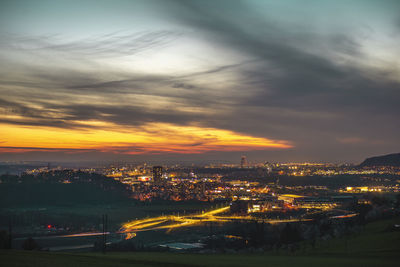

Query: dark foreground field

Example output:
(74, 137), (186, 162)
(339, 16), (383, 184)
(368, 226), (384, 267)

(1, 251), (398, 267)
(1, 218), (399, 267)
(1, 251), (397, 267)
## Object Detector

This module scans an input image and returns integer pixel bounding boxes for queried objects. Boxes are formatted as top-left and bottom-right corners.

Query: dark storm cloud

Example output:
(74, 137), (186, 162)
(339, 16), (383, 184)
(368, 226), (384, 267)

(175, 3), (398, 105)
(153, 0), (400, 160)
(1, 0), (399, 162)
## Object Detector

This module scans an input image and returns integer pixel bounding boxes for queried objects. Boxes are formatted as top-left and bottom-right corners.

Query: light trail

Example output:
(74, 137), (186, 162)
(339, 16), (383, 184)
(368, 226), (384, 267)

(199, 206), (230, 217)
(120, 206), (231, 235)
(14, 232), (112, 240)
(119, 205), (312, 239)
(120, 205), (354, 239)
(122, 216), (168, 228)
(330, 213), (358, 219)
(59, 232), (111, 238)
(125, 219), (169, 230)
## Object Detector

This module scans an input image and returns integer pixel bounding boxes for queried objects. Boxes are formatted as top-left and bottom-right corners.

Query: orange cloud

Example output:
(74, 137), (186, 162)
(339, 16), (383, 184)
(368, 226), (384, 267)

(0, 121), (292, 154)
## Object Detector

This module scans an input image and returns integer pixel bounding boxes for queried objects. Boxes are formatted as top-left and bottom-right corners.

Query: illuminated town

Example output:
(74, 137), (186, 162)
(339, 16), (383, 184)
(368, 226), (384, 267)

(4, 159), (396, 229)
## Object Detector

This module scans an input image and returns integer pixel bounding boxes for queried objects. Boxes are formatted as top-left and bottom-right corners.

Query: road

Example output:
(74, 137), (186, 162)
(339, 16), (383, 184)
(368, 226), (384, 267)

(119, 206), (313, 238)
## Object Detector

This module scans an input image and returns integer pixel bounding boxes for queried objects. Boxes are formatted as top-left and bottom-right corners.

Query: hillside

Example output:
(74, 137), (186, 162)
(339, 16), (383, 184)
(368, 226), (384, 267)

(0, 170), (130, 208)
(359, 153), (400, 167)
(1, 217), (399, 267)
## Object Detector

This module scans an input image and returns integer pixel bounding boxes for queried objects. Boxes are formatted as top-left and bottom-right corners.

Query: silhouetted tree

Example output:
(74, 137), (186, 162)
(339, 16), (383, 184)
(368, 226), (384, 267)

(249, 221), (265, 247)
(280, 223), (302, 244)
(22, 237), (39, 250)
(371, 195), (389, 206)
(395, 193), (400, 208)
(354, 204), (373, 225)
(0, 230), (10, 249)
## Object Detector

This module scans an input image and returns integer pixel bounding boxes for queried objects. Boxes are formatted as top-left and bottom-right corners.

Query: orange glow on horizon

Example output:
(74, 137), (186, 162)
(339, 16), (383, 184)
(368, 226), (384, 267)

(0, 121), (293, 154)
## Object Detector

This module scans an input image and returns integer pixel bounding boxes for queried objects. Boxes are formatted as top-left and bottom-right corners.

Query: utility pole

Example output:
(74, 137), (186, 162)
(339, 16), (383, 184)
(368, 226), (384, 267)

(8, 218), (12, 249)
(102, 214), (105, 254)
(102, 214), (108, 254)
(105, 214), (108, 252)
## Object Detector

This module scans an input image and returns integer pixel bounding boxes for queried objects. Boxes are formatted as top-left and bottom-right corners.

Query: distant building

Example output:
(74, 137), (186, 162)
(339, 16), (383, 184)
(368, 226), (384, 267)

(230, 200), (251, 214)
(240, 156), (248, 168)
(152, 166), (163, 184)
(264, 162), (273, 173)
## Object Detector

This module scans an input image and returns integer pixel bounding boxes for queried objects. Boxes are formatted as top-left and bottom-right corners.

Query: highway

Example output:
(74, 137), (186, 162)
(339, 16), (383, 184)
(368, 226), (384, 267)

(119, 206), (313, 239)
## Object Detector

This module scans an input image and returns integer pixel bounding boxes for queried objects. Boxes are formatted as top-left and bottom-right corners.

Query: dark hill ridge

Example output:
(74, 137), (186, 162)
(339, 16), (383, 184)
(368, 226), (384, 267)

(359, 153), (400, 167)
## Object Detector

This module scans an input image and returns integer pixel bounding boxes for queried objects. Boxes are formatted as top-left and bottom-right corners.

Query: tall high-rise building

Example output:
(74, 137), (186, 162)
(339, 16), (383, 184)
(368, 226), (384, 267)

(264, 161), (273, 174)
(240, 156), (248, 168)
(152, 166), (163, 184)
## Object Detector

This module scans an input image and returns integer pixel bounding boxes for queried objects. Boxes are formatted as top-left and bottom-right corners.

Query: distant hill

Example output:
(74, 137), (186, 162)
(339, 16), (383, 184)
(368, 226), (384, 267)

(0, 183), (129, 208)
(0, 170), (130, 207)
(359, 153), (400, 167)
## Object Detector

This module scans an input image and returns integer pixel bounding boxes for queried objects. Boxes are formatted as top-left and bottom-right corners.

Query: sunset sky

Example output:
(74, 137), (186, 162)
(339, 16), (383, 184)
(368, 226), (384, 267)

(0, 0), (399, 163)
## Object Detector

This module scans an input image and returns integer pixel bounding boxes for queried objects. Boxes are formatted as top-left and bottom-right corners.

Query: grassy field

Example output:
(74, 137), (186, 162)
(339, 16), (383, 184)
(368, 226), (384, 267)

(307, 217), (400, 258)
(0, 250), (397, 267)
(1, 217), (399, 267)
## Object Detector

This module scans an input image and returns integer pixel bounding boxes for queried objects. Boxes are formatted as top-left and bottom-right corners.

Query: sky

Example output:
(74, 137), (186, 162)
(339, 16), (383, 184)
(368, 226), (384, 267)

(0, 0), (399, 163)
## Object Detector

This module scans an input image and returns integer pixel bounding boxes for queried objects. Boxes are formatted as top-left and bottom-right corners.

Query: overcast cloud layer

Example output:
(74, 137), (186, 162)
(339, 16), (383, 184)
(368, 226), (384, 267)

(0, 0), (400, 163)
